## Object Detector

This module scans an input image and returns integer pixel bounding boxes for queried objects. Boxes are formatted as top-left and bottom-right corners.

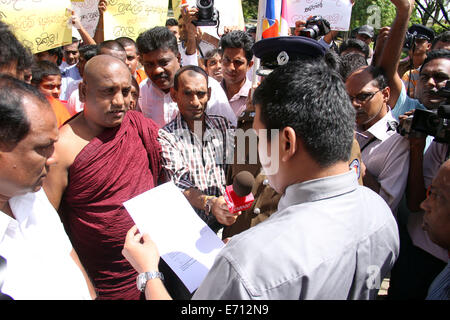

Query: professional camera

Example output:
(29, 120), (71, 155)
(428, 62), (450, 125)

(193, 0), (219, 27)
(403, 31), (416, 50)
(403, 24), (434, 51)
(299, 16), (331, 40)
(397, 82), (450, 144)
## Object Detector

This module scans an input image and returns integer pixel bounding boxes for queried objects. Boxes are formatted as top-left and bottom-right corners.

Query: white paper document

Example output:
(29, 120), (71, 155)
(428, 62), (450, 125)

(123, 181), (224, 293)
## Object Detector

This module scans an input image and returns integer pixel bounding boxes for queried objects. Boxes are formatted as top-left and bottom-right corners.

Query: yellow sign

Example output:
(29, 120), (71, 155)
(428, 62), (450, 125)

(103, 0), (169, 41)
(0, 0), (73, 54)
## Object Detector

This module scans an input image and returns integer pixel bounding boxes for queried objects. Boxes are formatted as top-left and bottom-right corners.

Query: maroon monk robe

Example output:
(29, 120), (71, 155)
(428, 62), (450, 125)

(61, 111), (163, 300)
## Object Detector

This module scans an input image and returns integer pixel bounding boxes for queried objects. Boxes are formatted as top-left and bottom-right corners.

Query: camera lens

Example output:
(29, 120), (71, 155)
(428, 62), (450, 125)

(199, 0), (212, 7)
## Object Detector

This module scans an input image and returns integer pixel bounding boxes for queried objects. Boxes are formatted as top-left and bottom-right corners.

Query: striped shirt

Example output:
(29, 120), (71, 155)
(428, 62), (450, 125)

(158, 114), (235, 232)
(426, 260), (450, 300)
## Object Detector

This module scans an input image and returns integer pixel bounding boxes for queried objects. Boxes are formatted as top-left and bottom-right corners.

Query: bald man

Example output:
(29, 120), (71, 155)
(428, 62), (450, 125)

(44, 55), (164, 300)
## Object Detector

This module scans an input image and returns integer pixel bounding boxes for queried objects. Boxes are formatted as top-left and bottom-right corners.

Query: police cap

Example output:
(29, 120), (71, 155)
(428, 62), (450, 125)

(408, 24), (435, 42)
(252, 36), (326, 76)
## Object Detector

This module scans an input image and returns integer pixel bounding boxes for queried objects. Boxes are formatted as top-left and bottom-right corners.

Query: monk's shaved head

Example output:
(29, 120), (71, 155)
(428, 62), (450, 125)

(83, 54), (131, 84)
(79, 54), (132, 128)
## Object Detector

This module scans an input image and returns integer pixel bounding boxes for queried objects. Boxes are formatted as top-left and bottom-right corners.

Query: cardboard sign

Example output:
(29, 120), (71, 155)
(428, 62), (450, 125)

(103, 0), (169, 41)
(71, 0), (100, 39)
(0, 0), (73, 53)
(285, 0), (353, 31)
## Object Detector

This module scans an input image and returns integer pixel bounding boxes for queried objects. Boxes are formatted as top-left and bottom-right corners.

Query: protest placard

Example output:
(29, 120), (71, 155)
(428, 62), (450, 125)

(285, 0), (353, 31)
(71, 0), (100, 39)
(103, 0), (169, 41)
(0, 0), (73, 53)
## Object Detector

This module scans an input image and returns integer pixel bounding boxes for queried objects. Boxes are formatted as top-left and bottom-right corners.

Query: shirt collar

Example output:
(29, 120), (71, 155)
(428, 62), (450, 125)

(361, 110), (398, 141)
(0, 211), (14, 242)
(146, 79), (169, 97)
(174, 113), (217, 132)
(277, 171), (359, 213)
(221, 78), (252, 100)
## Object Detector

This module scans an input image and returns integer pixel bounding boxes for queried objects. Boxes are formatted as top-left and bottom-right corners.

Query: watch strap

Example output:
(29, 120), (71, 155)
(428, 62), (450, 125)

(137, 271), (164, 292)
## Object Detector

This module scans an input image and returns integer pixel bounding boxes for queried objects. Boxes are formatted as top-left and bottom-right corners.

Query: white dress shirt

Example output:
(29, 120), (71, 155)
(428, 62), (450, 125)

(0, 189), (91, 300)
(138, 76), (237, 128)
(193, 171), (399, 299)
(59, 61), (81, 102)
(356, 110), (410, 217)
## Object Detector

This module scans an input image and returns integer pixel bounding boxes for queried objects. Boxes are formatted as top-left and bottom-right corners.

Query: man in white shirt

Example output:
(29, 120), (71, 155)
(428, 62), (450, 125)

(345, 65), (410, 216)
(136, 27), (236, 128)
(59, 38), (82, 102)
(219, 30), (254, 117)
(0, 75), (95, 300)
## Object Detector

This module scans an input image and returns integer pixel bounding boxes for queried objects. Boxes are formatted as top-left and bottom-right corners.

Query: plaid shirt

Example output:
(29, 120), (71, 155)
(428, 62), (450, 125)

(158, 114), (235, 231)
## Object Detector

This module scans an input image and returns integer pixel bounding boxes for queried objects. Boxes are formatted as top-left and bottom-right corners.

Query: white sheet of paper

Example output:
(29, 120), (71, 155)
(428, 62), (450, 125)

(285, 0), (353, 31)
(123, 181), (224, 293)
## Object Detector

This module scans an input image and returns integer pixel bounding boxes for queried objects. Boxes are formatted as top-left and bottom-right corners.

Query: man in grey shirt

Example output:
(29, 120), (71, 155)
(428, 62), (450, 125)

(122, 58), (400, 300)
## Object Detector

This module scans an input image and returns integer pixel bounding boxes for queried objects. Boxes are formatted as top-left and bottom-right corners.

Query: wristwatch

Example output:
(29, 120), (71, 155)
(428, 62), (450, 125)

(136, 271), (164, 292)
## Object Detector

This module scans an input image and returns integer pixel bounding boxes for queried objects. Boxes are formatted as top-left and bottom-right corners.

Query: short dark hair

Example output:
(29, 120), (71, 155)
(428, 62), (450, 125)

(0, 75), (50, 145)
(36, 47), (64, 66)
(116, 37), (138, 51)
(203, 48), (222, 64)
(365, 65), (389, 89)
(79, 44), (98, 61)
(420, 49), (450, 73)
(165, 18), (178, 27)
(219, 30), (254, 63)
(0, 21), (33, 74)
(31, 60), (61, 86)
(339, 38), (370, 59)
(432, 31), (450, 49)
(340, 53), (368, 81)
(136, 27), (179, 56)
(173, 65), (209, 91)
(253, 59), (355, 168)
(97, 40), (126, 54)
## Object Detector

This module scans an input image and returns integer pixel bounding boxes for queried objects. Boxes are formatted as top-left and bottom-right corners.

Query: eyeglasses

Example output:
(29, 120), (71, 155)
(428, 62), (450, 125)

(349, 89), (381, 104)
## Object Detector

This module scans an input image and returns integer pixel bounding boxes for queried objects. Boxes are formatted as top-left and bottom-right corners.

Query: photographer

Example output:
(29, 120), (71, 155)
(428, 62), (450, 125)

(400, 24), (435, 98)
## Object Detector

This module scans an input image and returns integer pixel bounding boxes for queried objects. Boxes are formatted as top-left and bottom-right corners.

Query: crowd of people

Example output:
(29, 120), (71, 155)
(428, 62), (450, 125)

(0, 0), (449, 301)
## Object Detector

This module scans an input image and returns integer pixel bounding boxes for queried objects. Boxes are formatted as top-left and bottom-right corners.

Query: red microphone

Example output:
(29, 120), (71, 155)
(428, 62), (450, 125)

(223, 171), (255, 214)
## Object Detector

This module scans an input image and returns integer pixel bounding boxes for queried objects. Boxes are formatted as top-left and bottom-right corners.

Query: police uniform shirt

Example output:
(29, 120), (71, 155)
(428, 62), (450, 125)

(193, 171), (399, 299)
(356, 110), (410, 217)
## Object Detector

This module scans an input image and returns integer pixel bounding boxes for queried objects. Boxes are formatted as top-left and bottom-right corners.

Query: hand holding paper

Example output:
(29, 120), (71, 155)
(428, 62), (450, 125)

(122, 226), (161, 274)
(123, 181), (224, 293)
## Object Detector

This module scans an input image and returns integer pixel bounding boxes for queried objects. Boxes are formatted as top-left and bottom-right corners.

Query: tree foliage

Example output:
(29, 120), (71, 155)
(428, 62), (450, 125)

(239, 0), (449, 33)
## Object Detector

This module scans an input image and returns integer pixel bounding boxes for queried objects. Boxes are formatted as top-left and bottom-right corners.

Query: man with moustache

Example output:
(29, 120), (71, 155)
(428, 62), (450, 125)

(136, 27), (236, 128)
(43, 55), (164, 300)
(345, 65), (410, 216)
(0, 75), (95, 299)
(158, 66), (236, 233)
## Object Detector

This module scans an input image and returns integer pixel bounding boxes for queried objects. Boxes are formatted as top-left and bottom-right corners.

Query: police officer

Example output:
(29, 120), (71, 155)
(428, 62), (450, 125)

(223, 36), (364, 239)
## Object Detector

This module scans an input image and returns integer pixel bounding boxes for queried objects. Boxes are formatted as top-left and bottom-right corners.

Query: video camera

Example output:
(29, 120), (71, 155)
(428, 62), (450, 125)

(299, 16), (331, 40)
(192, 0), (219, 27)
(397, 81), (450, 144)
